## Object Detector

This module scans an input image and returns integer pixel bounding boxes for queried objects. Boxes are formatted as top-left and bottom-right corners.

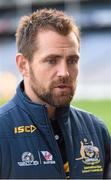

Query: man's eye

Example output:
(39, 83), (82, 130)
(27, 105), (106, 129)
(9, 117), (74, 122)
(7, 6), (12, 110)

(67, 57), (78, 64)
(47, 58), (57, 64)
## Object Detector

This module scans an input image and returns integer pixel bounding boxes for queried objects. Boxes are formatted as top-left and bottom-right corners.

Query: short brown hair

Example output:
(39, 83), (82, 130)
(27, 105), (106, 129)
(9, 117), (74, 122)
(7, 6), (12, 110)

(16, 8), (80, 61)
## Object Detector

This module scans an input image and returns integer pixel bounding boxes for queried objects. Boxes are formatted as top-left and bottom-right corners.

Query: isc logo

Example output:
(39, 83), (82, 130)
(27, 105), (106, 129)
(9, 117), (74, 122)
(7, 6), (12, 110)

(14, 125), (37, 134)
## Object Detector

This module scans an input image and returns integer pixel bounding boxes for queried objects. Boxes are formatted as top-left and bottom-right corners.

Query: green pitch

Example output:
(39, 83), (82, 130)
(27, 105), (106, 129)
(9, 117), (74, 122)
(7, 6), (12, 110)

(72, 99), (111, 134)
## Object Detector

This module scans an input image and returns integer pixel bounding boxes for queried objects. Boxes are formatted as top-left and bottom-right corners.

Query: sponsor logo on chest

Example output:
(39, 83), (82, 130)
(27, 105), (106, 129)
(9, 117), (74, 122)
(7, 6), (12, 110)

(75, 138), (103, 174)
(18, 152), (39, 166)
(41, 151), (56, 164)
(14, 125), (37, 134)
(17, 150), (56, 167)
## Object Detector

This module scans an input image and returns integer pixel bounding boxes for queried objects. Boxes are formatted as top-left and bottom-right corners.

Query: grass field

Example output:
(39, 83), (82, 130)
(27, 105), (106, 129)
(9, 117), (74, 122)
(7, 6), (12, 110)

(72, 99), (111, 134)
(0, 99), (111, 134)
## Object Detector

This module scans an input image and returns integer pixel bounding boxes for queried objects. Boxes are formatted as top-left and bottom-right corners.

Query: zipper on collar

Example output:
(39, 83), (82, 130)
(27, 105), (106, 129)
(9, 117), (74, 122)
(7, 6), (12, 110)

(42, 106), (66, 178)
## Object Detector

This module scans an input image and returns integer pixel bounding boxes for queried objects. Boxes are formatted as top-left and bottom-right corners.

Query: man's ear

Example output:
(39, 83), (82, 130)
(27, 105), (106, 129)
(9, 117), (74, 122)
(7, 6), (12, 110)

(16, 53), (29, 77)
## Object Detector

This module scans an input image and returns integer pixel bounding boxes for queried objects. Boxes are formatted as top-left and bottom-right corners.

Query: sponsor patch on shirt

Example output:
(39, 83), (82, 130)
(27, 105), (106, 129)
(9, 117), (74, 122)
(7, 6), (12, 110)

(18, 152), (39, 166)
(14, 125), (37, 134)
(41, 151), (56, 164)
(75, 138), (103, 174)
(18, 150), (56, 167)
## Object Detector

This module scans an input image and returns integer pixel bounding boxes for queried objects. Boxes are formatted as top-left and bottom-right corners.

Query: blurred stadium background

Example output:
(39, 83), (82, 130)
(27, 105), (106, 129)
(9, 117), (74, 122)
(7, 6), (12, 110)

(0, 0), (111, 132)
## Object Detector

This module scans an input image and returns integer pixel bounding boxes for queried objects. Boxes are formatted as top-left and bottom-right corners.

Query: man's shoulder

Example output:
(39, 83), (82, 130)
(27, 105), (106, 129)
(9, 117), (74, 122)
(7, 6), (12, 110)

(70, 105), (110, 144)
(70, 105), (94, 118)
(69, 105), (108, 132)
(0, 99), (16, 118)
(0, 99), (18, 136)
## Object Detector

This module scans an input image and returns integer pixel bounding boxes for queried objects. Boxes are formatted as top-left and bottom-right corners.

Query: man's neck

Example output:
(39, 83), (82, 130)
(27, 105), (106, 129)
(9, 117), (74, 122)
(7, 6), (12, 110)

(46, 105), (56, 120)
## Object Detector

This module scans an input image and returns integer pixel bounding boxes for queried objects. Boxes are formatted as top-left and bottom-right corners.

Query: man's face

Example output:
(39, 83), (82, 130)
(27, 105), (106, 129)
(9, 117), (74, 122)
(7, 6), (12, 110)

(28, 30), (80, 107)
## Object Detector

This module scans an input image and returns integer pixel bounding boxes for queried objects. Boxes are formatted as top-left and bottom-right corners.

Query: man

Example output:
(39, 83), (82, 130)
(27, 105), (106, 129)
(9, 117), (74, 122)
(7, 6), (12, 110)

(0, 9), (110, 179)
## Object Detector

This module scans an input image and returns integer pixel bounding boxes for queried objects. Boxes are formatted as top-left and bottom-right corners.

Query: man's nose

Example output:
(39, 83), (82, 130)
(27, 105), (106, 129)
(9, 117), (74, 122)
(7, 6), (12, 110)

(57, 62), (69, 77)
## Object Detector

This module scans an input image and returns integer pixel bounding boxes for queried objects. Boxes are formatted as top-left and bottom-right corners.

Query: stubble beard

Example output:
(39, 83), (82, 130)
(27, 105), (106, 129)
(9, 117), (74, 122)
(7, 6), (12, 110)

(29, 68), (76, 107)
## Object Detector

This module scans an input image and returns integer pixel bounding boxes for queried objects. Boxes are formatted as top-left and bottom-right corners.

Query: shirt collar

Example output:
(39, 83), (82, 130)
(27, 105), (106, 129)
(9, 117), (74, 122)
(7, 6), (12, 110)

(14, 81), (70, 124)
